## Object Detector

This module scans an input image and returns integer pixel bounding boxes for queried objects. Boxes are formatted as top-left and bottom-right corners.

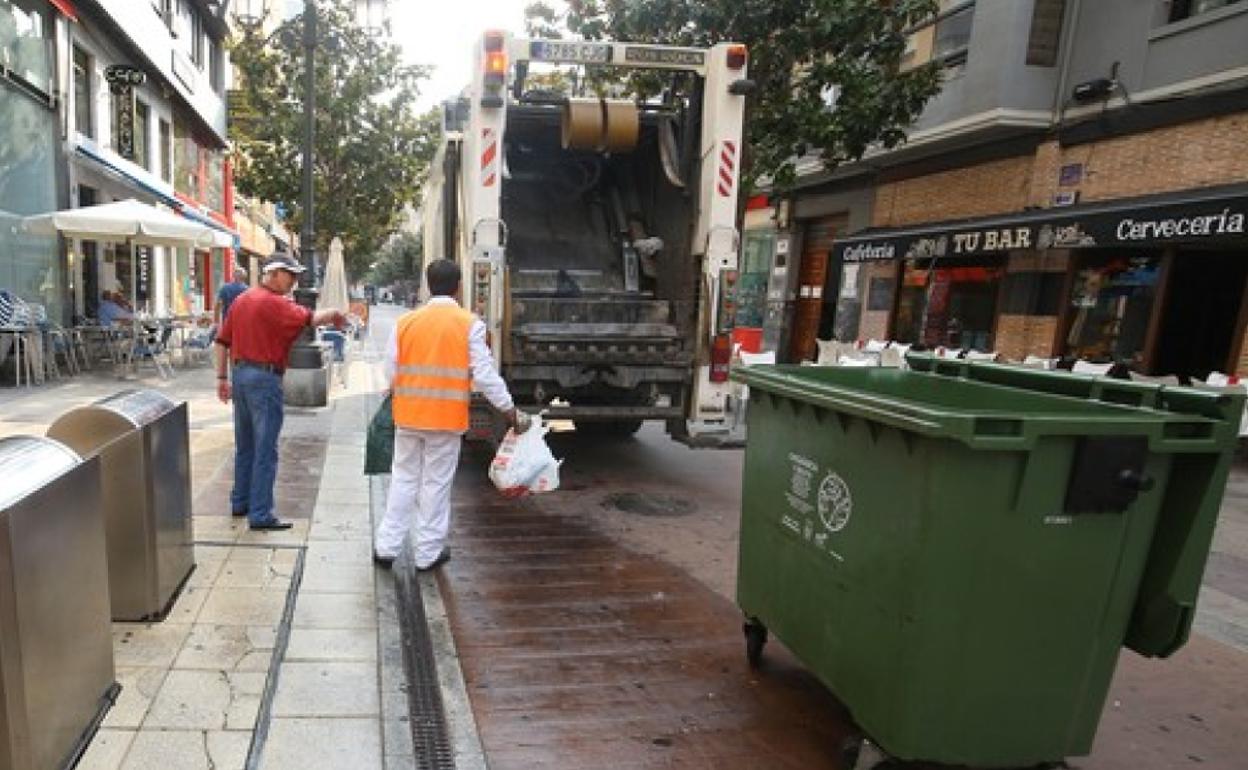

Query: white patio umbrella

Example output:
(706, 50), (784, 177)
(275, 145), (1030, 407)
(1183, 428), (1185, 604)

(23, 199), (229, 312)
(317, 236), (350, 313)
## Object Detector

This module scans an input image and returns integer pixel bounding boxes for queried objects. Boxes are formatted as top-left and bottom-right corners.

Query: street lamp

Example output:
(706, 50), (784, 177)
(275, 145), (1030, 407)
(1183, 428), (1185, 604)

(296, 0), (388, 293)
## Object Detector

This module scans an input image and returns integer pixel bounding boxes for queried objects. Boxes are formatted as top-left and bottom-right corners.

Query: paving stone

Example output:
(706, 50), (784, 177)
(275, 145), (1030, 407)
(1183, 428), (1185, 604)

(306, 539), (373, 565)
(292, 591), (376, 629)
(102, 668), (168, 729)
(308, 520), (372, 542)
(164, 584), (211, 624)
(215, 559), (293, 590)
(286, 628), (378, 662)
(206, 730), (252, 770)
(143, 669), (229, 729)
(119, 729), (211, 770)
(77, 728), (135, 770)
(262, 718), (383, 770)
(112, 623), (192, 669)
(198, 587), (288, 628)
(300, 561), (375, 594)
(272, 661), (380, 718)
(173, 624), (276, 671)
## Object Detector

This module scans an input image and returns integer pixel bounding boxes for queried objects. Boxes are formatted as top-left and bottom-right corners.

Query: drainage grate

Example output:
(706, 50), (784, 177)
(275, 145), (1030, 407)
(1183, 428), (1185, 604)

(395, 566), (457, 770)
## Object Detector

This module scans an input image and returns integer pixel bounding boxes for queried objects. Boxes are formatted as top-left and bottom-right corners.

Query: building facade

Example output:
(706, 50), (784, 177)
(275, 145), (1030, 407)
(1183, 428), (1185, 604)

(0, 0), (235, 328)
(785, 0), (1248, 381)
(65, 0), (236, 321)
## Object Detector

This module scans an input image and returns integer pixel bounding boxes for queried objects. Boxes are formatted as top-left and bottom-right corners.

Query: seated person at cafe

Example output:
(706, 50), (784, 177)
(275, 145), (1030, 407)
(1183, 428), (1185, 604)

(97, 291), (134, 327)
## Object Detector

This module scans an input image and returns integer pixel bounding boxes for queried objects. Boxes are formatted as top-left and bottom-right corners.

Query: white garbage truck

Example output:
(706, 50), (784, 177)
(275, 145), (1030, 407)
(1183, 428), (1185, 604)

(423, 31), (752, 445)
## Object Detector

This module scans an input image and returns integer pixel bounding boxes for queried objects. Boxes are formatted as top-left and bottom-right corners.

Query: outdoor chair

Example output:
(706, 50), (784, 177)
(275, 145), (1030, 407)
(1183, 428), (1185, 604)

(134, 324), (175, 379)
(182, 325), (215, 366)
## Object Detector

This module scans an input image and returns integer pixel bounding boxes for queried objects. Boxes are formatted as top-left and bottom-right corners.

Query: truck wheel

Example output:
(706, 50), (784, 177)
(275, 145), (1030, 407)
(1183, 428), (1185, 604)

(743, 619), (767, 668)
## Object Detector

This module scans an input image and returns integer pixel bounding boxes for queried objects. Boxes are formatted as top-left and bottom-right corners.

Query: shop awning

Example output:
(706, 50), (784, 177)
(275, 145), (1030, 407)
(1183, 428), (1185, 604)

(73, 141), (239, 249)
(832, 183), (1248, 263)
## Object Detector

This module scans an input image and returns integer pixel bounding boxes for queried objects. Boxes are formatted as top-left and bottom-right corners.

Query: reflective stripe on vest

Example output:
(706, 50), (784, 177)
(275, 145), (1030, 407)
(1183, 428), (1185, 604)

(391, 303), (475, 432)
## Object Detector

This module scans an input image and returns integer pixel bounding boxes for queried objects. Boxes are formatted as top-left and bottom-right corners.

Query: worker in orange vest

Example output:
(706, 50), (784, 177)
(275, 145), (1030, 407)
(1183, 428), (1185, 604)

(374, 258), (524, 570)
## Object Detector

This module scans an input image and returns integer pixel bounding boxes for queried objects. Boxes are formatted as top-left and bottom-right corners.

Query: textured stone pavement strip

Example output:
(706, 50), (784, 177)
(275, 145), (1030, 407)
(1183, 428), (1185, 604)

(0, 356), (401, 770)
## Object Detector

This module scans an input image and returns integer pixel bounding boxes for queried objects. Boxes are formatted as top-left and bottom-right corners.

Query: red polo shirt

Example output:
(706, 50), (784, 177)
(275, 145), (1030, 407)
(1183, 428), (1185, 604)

(215, 286), (312, 368)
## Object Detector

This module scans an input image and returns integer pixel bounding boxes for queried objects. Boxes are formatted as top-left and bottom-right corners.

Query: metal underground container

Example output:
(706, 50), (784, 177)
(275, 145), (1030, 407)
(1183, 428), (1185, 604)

(0, 435), (117, 770)
(48, 389), (195, 622)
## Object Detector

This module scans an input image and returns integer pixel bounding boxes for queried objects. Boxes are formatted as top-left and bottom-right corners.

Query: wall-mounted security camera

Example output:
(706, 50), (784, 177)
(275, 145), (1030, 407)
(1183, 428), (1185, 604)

(1071, 77), (1114, 103)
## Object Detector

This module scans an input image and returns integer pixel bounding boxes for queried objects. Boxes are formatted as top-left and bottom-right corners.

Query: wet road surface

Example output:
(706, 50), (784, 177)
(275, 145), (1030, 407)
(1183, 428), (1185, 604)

(437, 454), (854, 769)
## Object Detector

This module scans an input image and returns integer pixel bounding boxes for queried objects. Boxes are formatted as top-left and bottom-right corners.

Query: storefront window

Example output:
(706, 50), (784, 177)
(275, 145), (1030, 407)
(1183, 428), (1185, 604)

(206, 149), (225, 212)
(735, 229), (773, 329)
(0, 77), (59, 320)
(895, 257), (1004, 350)
(1064, 254), (1160, 365)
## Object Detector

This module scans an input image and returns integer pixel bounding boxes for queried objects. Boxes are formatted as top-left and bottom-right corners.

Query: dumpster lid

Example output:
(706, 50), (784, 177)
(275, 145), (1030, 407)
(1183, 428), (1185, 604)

(0, 436), (81, 511)
(91, 389), (177, 426)
(733, 358), (1242, 452)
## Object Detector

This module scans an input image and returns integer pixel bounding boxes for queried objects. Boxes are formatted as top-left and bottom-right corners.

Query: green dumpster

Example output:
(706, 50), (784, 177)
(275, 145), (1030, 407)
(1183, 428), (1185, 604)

(732, 355), (1242, 768)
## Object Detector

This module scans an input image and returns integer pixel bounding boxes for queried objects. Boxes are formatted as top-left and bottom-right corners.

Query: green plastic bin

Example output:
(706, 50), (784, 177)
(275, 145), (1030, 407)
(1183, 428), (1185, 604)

(732, 355), (1242, 768)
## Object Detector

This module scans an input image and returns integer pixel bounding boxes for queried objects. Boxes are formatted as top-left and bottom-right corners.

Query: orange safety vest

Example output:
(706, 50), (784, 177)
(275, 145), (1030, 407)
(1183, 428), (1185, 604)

(392, 303), (475, 431)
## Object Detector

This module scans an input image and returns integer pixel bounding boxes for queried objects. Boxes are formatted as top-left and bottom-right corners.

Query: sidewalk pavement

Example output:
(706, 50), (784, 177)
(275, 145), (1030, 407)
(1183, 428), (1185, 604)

(0, 352), (414, 769)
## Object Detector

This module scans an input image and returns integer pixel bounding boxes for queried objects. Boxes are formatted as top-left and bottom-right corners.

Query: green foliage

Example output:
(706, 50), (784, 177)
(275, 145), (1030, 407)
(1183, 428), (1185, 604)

(365, 230), (423, 288)
(525, 0), (943, 191)
(230, 0), (440, 276)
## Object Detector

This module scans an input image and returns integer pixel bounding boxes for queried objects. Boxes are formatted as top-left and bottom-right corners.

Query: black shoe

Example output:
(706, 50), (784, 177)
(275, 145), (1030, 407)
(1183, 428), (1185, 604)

(249, 519), (294, 531)
(232, 509), (248, 517)
(372, 551), (395, 569)
(416, 547), (451, 572)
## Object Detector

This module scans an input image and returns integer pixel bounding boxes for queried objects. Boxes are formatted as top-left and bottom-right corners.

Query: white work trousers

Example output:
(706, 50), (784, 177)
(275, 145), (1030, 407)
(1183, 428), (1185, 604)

(375, 428), (462, 567)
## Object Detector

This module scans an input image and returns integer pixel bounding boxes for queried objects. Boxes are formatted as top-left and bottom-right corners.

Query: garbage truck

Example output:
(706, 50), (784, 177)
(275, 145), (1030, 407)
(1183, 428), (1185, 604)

(422, 31), (752, 445)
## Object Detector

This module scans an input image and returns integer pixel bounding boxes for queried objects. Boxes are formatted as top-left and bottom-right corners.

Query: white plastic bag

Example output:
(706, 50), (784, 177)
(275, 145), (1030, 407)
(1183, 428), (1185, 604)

(489, 415), (561, 496)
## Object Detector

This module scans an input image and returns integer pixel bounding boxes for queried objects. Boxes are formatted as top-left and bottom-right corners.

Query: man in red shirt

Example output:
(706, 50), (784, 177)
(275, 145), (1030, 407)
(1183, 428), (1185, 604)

(214, 252), (344, 530)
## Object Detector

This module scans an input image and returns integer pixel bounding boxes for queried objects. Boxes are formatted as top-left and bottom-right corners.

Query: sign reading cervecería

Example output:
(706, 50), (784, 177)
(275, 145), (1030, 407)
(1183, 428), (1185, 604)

(833, 190), (1248, 262)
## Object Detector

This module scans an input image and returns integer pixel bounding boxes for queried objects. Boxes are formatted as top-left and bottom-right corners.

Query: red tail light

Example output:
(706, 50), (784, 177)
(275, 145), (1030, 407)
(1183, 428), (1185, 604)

(726, 44), (747, 70)
(710, 334), (732, 383)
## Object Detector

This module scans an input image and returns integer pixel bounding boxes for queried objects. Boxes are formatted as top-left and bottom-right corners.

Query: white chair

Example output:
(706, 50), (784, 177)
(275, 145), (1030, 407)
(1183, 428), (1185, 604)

(878, 347), (904, 368)
(862, 339), (888, 354)
(1021, 355), (1057, 370)
(814, 338), (842, 366)
(837, 354), (877, 367)
(964, 350), (1000, 363)
(1128, 371), (1181, 386)
(1193, 372), (1248, 437)
(1072, 360), (1114, 376)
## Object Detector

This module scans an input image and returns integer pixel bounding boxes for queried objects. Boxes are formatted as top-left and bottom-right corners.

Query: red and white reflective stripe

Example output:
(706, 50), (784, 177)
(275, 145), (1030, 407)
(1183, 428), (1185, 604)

(481, 129), (498, 187)
(717, 140), (737, 198)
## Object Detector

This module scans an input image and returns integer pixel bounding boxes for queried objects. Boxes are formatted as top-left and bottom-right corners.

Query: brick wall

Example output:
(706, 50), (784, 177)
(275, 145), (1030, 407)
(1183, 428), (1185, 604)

(873, 113), (1248, 226)
(871, 155), (1034, 228)
(995, 315), (1060, 361)
(1030, 113), (1248, 207)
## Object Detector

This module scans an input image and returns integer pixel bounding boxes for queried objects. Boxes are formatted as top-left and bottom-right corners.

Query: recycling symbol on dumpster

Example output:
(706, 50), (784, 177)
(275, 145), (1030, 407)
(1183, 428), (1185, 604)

(816, 472), (852, 533)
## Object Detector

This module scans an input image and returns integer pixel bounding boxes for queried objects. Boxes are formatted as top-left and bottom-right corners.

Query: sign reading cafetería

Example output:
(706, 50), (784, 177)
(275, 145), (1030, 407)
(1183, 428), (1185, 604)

(831, 192), (1248, 262)
(105, 64), (146, 162)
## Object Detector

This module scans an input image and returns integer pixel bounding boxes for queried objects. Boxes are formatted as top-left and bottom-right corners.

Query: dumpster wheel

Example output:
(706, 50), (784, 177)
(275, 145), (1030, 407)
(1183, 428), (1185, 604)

(743, 619), (767, 667)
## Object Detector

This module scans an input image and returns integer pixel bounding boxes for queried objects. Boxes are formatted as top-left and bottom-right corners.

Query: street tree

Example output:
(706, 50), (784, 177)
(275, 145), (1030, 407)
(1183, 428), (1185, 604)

(524, 0), (942, 191)
(230, 0), (441, 276)
(365, 231), (423, 292)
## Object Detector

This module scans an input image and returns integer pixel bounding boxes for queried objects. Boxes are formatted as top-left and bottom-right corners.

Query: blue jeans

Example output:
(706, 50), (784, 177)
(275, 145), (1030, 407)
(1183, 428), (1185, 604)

(230, 365), (285, 524)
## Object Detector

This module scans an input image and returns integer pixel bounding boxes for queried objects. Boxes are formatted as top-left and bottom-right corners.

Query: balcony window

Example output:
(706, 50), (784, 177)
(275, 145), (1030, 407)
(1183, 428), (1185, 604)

(1, 0), (52, 95)
(73, 45), (93, 138)
(901, 0), (975, 72)
(159, 118), (172, 182)
(1169, 0), (1244, 23)
(135, 100), (151, 170)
